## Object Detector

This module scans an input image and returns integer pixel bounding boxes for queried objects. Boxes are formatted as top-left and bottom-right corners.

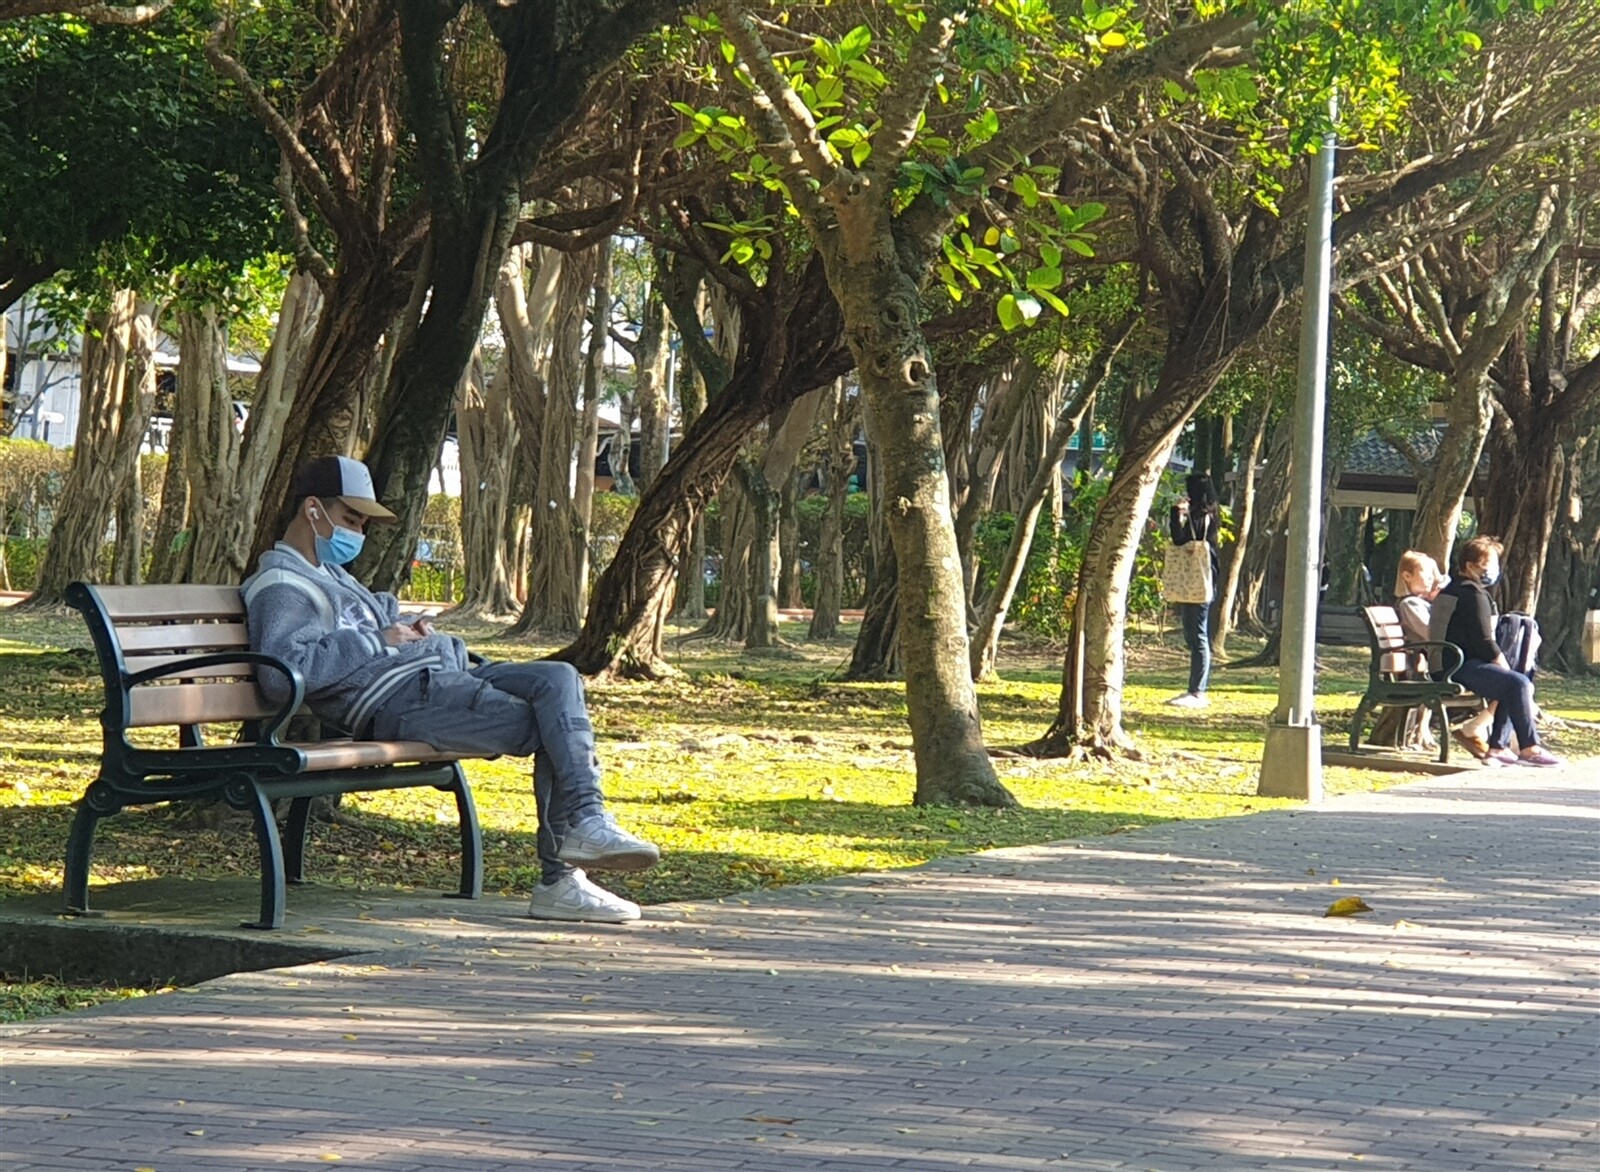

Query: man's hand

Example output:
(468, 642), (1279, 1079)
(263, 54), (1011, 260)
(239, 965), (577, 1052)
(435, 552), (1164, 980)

(382, 622), (426, 647)
(411, 616), (436, 637)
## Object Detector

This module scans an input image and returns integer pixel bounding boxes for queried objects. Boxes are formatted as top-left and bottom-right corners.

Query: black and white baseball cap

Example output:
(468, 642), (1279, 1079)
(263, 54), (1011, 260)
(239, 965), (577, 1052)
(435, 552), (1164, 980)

(292, 455), (397, 522)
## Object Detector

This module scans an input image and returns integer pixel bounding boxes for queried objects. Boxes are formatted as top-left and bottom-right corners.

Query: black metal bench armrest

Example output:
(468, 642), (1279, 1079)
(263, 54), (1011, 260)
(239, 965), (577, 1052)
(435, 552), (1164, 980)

(467, 651), (490, 668)
(122, 652), (306, 746)
(1391, 640), (1464, 682)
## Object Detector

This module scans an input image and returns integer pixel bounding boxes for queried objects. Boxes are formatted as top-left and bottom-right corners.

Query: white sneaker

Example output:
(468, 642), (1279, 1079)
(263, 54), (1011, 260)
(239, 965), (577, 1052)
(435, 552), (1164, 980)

(1168, 692), (1208, 709)
(527, 869), (640, 923)
(557, 814), (661, 872)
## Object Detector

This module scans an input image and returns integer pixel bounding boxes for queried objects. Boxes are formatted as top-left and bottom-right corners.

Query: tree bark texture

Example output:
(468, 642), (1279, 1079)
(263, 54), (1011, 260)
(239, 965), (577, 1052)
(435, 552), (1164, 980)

(573, 238), (612, 617)
(451, 353), (521, 618)
(809, 379), (855, 640)
(24, 290), (148, 608)
(249, 259), (418, 565)
(555, 254), (850, 676)
(830, 209), (1009, 805)
(177, 305), (246, 584)
(1536, 433), (1599, 673)
(1211, 398), (1274, 655)
(634, 269), (671, 492)
(203, 272), (321, 582)
(513, 246), (597, 636)
(971, 318), (1131, 682)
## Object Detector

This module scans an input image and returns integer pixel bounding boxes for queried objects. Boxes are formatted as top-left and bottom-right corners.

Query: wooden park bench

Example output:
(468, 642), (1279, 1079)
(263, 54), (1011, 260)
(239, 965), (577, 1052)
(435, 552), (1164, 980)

(63, 581), (483, 929)
(1348, 604), (1478, 764)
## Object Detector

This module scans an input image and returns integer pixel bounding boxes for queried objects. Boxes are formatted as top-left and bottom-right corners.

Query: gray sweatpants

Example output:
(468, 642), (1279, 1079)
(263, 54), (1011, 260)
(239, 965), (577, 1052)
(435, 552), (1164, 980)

(368, 661), (606, 883)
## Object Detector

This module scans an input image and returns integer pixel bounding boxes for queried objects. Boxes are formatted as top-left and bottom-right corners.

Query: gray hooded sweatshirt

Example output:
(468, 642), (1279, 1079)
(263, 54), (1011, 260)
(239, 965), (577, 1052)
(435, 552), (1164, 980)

(241, 543), (468, 734)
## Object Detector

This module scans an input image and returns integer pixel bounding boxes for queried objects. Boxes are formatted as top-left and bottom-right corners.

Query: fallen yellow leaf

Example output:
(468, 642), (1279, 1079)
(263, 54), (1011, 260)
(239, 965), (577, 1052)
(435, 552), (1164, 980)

(1325, 897), (1374, 917)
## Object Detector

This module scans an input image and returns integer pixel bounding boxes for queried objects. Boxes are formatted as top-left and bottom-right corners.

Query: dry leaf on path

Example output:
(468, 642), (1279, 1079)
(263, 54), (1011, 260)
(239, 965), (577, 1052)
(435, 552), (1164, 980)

(1324, 897), (1374, 917)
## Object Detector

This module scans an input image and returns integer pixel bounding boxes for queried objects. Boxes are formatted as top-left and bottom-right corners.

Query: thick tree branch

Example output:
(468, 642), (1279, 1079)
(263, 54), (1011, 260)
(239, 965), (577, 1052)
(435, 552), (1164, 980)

(897, 10), (1257, 265)
(205, 26), (354, 238)
(869, 3), (963, 181)
(712, 0), (837, 230)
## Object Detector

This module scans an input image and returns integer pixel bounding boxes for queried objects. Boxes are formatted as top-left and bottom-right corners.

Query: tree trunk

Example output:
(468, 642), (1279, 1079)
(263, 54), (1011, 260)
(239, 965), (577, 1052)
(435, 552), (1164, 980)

(556, 255), (850, 677)
(1234, 416), (1293, 636)
(779, 467), (804, 610)
(634, 268), (672, 493)
(147, 387), (193, 585)
(671, 354), (710, 624)
(953, 361), (1041, 607)
(1032, 346), (1229, 757)
(829, 210), (1011, 806)
(611, 388), (637, 498)
(1536, 434), (1599, 673)
(450, 353), (520, 618)
(360, 189), (523, 594)
(847, 434), (903, 680)
(513, 246), (596, 636)
(201, 271), (322, 581)
(1211, 397), (1274, 655)
(809, 379), (855, 640)
(177, 306), (245, 584)
(111, 451), (145, 585)
(24, 290), (147, 608)
(573, 239), (611, 617)
(1412, 371), (1493, 570)
(249, 258), (418, 565)
(499, 244), (565, 612)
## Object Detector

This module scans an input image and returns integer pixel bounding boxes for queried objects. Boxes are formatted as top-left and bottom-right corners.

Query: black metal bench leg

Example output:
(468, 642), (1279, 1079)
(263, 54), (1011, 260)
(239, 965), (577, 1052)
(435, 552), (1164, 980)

(443, 764), (483, 901)
(284, 796), (313, 885)
(1349, 697), (1373, 752)
(229, 780), (286, 929)
(1433, 700), (1451, 764)
(63, 780), (118, 916)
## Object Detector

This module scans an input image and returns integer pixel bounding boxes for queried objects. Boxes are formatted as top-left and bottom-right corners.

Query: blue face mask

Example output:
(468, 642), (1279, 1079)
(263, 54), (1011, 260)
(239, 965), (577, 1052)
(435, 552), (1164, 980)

(310, 505), (365, 566)
(1481, 564), (1500, 587)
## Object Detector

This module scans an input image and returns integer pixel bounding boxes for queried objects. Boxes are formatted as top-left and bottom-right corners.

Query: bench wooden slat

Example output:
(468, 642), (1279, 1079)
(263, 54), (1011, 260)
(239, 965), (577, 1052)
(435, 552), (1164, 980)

(127, 681), (278, 727)
(118, 654), (264, 681)
(96, 584), (245, 622)
(289, 740), (466, 771)
(117, 622), (252, 654)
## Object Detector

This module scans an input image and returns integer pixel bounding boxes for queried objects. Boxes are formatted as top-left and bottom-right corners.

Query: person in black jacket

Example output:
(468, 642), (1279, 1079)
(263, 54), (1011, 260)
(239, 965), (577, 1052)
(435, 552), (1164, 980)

(1430, 535), (1561, 767)
(1167, 473), (1220, 709)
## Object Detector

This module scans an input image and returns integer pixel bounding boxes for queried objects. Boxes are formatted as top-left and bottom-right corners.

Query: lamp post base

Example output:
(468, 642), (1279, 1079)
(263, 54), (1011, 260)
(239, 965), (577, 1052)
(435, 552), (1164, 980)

(1258, 722), (1324, 800)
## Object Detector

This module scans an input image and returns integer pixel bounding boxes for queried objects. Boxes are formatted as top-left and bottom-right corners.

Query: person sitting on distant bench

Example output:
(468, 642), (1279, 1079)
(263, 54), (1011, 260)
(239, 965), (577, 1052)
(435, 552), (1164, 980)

(241, 456), (661, 922)
(1429, 535), (1560, 768)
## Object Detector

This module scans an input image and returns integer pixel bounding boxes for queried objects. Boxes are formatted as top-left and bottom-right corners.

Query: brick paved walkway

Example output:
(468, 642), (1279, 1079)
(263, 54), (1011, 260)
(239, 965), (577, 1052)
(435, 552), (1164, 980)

(3, 768), (1596, 1171)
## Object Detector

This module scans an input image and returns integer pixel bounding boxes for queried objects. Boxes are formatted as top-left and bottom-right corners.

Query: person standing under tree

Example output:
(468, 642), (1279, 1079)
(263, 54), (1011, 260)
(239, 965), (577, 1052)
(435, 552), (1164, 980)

(1167, 472), (1220, 709)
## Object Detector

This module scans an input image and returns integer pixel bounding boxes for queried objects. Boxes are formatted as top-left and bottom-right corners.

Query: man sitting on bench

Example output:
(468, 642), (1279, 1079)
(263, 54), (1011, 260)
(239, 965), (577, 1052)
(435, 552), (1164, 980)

(242, 456), (660, 923)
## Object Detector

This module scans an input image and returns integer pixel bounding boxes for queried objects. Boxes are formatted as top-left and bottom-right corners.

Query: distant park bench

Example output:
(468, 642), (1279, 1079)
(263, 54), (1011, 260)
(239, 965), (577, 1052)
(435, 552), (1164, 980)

(1348, 604), (1478, 764)
(63, 581), (483, 929)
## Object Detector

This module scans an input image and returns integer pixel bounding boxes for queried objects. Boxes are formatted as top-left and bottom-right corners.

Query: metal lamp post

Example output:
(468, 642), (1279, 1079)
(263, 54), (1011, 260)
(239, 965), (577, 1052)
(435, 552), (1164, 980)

(1258, 99), (1337, 801)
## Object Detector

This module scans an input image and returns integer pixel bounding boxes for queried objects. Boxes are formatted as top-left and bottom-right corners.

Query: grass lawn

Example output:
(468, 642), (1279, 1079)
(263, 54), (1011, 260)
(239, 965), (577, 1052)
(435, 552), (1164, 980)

(3, 607), (1597, 1018)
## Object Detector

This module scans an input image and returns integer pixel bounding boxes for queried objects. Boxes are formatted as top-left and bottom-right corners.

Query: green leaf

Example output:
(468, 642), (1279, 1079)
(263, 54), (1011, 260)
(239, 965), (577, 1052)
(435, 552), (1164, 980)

(1026, 266), (1063, 292)
(720, 39), (736, 65)
(965, 109), (1000, 145)
(1090, 10), (1119, 32)
(1040, 243), (1062, 268)
(1037, 288), (1070, 318)
(997, 294), (1024, 332)
(1162, 79), (1189, 103)
(1014, 173), (1039, 208)
(851, 139), (872, 167)
(838, 25), (873, 61)
(1063, 237), (1096, 258)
